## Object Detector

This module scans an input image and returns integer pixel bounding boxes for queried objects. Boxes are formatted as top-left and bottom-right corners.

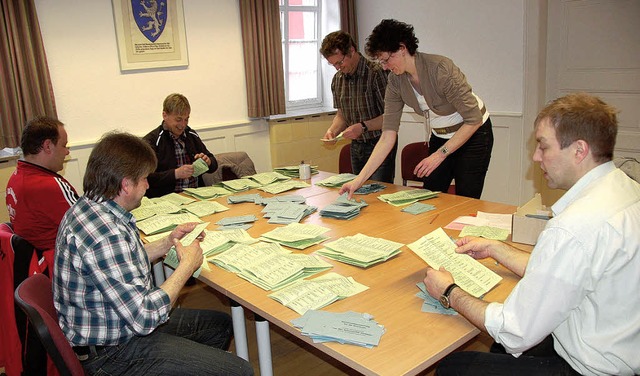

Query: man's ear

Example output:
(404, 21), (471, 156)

(121, 177), (133, 195)
(42, 139), (53, 154)
(574, 140), (590, 162)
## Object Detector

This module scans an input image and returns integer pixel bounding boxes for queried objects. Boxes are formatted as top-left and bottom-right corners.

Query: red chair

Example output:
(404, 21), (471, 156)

(401, 142), (430, 186)
(338, 144), (352, 174)
(14, 273), (86, 376)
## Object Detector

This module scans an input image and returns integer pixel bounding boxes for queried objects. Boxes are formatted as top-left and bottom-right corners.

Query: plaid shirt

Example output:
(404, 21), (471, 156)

(331, 53), (387, 128)
(53, 197), (171, 346)
(172, 134), (198, 192)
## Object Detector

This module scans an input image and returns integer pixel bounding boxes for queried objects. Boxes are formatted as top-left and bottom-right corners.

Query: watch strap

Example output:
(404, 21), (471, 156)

(360, 121), (368, 132)
(443, 283), (458, 299)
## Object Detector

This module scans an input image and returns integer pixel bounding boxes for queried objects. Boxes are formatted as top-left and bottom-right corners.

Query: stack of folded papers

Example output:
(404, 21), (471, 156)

(191, 158), (209, 177)
(227, 193), (264, 204)
(258, 180), (311, 194)
(246, 171), (291, 185)
(153, 192), (196, 206)
(183, 186), (234, 199)
(273, 165), (319, 178)
(316, 233), (403, 268)
(137, 212), (203, 235)
(354, 183), (386, 195)
(132, 200), (182, 221)
(268, 272), (368, 314)
(215, 215), (259, 230)
(292, 310), (385, 348)
(261, 202), (317, 224)
(319, 193), (368, 220)
(219, 178), (262, 192)
(315, 173), (357, 187)
(401, 202), (436, 215)
(415, 282), (457, 315)
(182, 200), (230, 217)
(209, 242), (332, 290)
(378, 189), (439, 206)
(164, 222), (211, 278)
(260, 223), (331, 249)
(254, 194), (306, 205)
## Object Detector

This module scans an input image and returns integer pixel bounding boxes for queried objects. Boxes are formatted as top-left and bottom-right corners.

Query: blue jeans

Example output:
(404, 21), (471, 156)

(351, 137), (397, 183)
(424, 118), (494, 198)
(436, 335), (580, 376)
(81, 308), (253, 375)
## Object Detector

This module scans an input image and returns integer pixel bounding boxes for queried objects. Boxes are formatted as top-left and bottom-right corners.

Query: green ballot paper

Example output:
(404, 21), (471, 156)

(192, 157), (209, 177)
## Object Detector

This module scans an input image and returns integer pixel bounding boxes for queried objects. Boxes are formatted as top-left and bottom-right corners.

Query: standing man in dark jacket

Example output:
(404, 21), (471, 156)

(143, 93), (218, 197)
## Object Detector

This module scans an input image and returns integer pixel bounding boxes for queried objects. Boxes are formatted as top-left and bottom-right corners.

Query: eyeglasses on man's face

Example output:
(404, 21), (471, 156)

(328, 53), (347, 68)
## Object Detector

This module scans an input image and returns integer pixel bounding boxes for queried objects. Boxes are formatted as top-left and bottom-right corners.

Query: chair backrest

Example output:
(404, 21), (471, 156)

(401, 142), (430, 186)
(339, 144), (352, 174)
(14, 273), (85, 376)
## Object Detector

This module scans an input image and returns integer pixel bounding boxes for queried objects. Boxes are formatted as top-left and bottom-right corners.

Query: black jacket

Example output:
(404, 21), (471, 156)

(143, 124), (218, 198)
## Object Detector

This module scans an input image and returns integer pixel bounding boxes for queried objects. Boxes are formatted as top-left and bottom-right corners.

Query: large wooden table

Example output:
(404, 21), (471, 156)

(195, 172), (523, 375)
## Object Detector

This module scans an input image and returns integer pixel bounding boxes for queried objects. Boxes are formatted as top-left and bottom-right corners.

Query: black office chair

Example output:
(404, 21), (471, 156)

(14, 273), (86, 376)
(339, 144), (352, 174)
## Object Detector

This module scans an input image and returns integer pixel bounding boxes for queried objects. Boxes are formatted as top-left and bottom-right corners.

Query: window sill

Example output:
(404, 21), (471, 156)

(268, 107), (337, 121)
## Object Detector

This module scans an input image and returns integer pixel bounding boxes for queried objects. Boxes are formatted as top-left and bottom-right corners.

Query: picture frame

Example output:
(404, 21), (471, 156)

(112, 0), (188, 71)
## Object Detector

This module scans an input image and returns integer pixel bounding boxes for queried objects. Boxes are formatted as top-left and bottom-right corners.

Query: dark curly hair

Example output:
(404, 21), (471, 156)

(320, 31), (357, 58)
(365, 19), (419, 58)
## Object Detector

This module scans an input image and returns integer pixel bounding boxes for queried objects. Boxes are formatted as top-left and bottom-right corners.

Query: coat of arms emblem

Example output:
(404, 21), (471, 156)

(131, 0), (167, 43)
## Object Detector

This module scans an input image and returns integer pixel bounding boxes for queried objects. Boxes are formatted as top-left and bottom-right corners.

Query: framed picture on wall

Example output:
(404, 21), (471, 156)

(112, 0), (188, 71)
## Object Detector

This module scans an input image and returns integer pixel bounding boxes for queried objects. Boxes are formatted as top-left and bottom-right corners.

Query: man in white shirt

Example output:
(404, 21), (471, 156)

(424, 93), (640, 375)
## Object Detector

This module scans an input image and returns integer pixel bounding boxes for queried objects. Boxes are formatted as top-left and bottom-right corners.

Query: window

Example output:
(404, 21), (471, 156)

(279, 0), (339, 111)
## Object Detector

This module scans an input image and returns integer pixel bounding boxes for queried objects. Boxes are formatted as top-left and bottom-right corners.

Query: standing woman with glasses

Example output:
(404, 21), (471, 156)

(340, 19), (493, 199)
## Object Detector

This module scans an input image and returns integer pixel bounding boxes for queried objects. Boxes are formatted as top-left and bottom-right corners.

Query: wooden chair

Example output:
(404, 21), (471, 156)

(14, 273), (86, 376)
(339, 144), (352, 174)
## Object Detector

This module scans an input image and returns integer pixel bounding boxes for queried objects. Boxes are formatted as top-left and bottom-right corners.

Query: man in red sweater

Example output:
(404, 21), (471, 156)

(6, 116), (79, 273)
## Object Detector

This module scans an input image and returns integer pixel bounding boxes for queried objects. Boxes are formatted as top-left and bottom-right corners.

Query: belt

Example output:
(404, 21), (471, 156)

(433, 106), (487, 135)
(354, 129), (382, 143)
(73, 345), (109, 361)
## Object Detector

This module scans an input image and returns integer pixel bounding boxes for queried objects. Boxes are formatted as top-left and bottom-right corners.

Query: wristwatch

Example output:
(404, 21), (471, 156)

(440, 146), (449, 155)
(360, 121), (368, 132)
(439, 283), (459, 309)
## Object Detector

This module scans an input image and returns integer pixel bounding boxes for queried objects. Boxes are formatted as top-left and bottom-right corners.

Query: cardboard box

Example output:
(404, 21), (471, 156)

(512, 193), (550, 245)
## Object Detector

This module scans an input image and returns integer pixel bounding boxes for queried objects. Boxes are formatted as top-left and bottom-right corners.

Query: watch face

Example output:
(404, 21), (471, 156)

(439, 295), (450, 309)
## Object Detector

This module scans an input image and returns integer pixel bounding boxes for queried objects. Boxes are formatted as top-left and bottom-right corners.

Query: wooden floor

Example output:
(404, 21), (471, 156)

(178, 280), (493, 376)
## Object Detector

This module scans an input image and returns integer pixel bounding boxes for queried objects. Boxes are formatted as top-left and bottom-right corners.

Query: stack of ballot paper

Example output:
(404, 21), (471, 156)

(254, 194), (306, 205)
(260, 223), (331, 249)
(227, 193), (263, 204)
(354, 183), (386, 195)
(215, 215), (258, 230)
(209, 242), (332, 290)
(137, 212), (203, 235)
(315, 173), (357, 187)
(153, 192), (196, 206)
(183, 186), (234, 199)
(191, 158), (209, 177)
(316, 233), (403, 268)
(262, 202), (317, 224)
(182, 200), (229, 217)
(408, 227), (502, 298)
(292, 310), (385, 348)
(415, 282), (457, 315)
(320, 130), (344, 142)
(273, 165), (319, 178)
(268, 272), (368, 314)
(164, 222), (210, 278)
(219, 178), (262, 192)
(401, 202), (436, 215)
(131, 200), (182, 221)
(319, 194), (368, 220)
(258, 180), (311, 194)
(378, 189), (439, 206)
(246, 171), (291, 186)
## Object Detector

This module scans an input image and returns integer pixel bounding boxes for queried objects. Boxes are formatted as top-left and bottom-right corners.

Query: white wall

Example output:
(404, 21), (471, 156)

(34, 0), (530, 204)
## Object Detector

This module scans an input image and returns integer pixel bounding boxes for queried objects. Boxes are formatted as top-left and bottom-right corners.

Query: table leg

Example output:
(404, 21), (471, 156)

(229, 299), (249, 361)
(255, 314), (273, 376)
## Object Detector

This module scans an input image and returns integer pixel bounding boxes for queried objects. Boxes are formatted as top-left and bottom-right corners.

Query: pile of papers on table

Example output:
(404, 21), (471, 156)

(246, 171), (291, 185)
(260, 223), (331, 249)
(219, 178), (262, 192)
(215, 215), (258, 230)
(315, 173), (357, 187)
(227, 193), (264, 204)
(258, 180), (311, 194)
(292, 310), (385, 348)
(183, 186), (234, 199)
(273, 165), (319, 178)
(401, 202), (436, 215)
(316, 233), (403, 268)
(268, 272), (368, 314)
(137, 212), (203, 235)
(378, 189), (439, 206)
(354, 183), (386, 194)
(209, 242), (332, 290)
(182, 200), (229, 217)
(319, 193), (368, 220)
(261, 202), (317, 224)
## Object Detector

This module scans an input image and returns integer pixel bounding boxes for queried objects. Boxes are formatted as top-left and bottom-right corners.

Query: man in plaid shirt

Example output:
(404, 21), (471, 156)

(53, 131), (252, 375)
